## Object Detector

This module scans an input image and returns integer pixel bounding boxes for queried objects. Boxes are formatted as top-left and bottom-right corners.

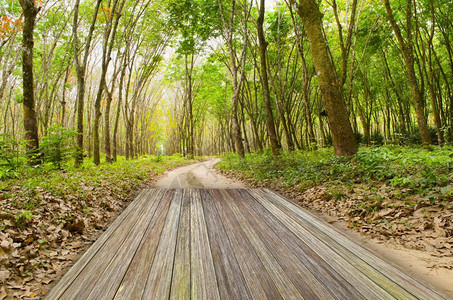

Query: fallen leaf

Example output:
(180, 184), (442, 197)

(0, 286), (6, 300)
(0, 270), (10, 283)
(25, 292), (38, 298)
(72, 242), (83, 249)
(0, 240), (10, 249)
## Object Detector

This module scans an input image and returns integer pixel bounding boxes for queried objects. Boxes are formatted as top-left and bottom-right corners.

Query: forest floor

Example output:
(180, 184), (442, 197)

(216, 148), (453, 298)
(0, 155), (199, 299)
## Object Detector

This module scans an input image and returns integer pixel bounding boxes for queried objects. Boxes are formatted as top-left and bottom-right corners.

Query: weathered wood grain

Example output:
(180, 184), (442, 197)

(215, 190), (302, 299)
(259, 188), (443, 300)
(190, 189), (220, 300)
(46, 189), (154, 299)
(113, 189), (173, 299)
(230, 189), (333, 299)
(213, 189), (282, 300)
(200, 189), (252, 300)
(47, 188), (445, 300)
(170, 190), (191, 300)
(61, 189), (165, 300)
(141, 190), (182, 299)
(246, 189), (392, 299)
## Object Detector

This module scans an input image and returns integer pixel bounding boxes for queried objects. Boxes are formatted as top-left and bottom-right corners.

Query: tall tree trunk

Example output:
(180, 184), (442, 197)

(19, 0), (40, 165)
(184, 54), (195, 157)
(104, 91), (113, 162)
(287, 4), (317, 148)
(257, 0), (280, 155)
(93, 0), (122, 165)
(218, 0), (250, 158)
(294, 0), (357, 156)
(73, 0), (101, 167)
(383, 0), (431, 146)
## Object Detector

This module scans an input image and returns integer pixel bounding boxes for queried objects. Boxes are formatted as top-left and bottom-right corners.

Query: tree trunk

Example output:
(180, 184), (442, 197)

(93, 0), (122, 165)
(184, 54), (195, 157)
(73, 0), (101, 167)
(257, 0), (280, 155)
(294, 0), (357, 156)
(19, 0), (40, 165)
(217, 0), (249, 158)
(383, 0), (431, 146)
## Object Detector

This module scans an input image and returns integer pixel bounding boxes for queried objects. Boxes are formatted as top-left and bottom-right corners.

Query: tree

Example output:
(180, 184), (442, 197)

(217, 0), (252, 158)
(73, 0), (102, 167)
(19, 0), (40, 164)
(292, 0), (357, 156)
(93, 0), (125, 165)
(257, 0), (281, 155)
(383, 0), (431, 146)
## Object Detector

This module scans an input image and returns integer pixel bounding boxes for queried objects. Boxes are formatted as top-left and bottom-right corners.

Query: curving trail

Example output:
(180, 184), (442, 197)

(152, 158), (244, 189)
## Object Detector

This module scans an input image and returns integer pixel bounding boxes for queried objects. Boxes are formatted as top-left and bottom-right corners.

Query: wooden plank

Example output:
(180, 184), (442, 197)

(259, 188), (444, 300)
(113, 189), (174, 299)
(84, 189), (167, 300)
(170, 190), (191, 300)
(211, 189), (282, 300)
(46, 189), (153, 299)
(200, 189), (252, 300)
(190, 189), (220, 300)
(215, 190), (303, 299)
(141, 189), (182, 298)
(190, 190), (220, 300)
(225, 189), (334, 299)
(247, 189), (392, 299)
(60, 189), (166, 299)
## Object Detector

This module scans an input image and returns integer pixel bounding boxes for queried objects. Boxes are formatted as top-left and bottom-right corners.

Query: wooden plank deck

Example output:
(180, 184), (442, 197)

(46, 189), (444, 300)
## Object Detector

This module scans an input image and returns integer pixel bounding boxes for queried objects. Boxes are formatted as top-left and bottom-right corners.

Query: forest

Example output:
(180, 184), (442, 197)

(0, 0), (451, 167)
(0, 0), (453, 298)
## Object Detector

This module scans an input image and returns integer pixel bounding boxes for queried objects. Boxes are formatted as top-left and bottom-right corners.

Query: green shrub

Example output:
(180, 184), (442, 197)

(0, 133), (23, 179)
(219, 146), (453, 193)
(40, 124), (78, 169)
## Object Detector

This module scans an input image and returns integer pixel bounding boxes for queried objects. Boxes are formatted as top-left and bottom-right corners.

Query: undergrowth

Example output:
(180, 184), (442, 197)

(218, 146), (453, 202)
(1, 154), (197, 214)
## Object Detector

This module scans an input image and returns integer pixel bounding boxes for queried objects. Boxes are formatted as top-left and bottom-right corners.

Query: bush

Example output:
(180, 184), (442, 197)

(370, 131), (384, 145)
(0, 133), (23, 179)
(219, 146), (453, 193)
(40, 125), (78, 169)
(392, 127), (438, 146)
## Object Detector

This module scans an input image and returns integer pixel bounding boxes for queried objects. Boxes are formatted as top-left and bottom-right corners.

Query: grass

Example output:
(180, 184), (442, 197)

(218, 145), (453, 202)
(1, 154), (198, 212)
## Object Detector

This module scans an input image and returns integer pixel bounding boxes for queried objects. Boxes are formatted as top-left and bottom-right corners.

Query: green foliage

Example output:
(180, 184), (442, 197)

(0, 133), (23, 179)
(15, 210), (33, 228)
(2, 154), (198, 213)
(219, 146), (453, 196)
(40, 125), (78, 169)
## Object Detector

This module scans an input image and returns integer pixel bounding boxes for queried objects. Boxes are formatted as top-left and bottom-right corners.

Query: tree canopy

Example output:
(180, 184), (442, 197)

(0, 0), (452, 165)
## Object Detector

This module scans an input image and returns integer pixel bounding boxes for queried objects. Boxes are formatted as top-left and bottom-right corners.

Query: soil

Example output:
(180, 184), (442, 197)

(152, 158), (244, 189)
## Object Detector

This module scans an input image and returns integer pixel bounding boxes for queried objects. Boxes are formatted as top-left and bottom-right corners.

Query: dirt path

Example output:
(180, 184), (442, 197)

(153, 160), (452, 298)
(153, 158), (244, 189)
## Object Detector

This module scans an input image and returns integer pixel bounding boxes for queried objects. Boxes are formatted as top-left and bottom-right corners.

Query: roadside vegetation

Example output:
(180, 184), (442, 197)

(0, 153), (197, 298)
(218, 146), (453, 268)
